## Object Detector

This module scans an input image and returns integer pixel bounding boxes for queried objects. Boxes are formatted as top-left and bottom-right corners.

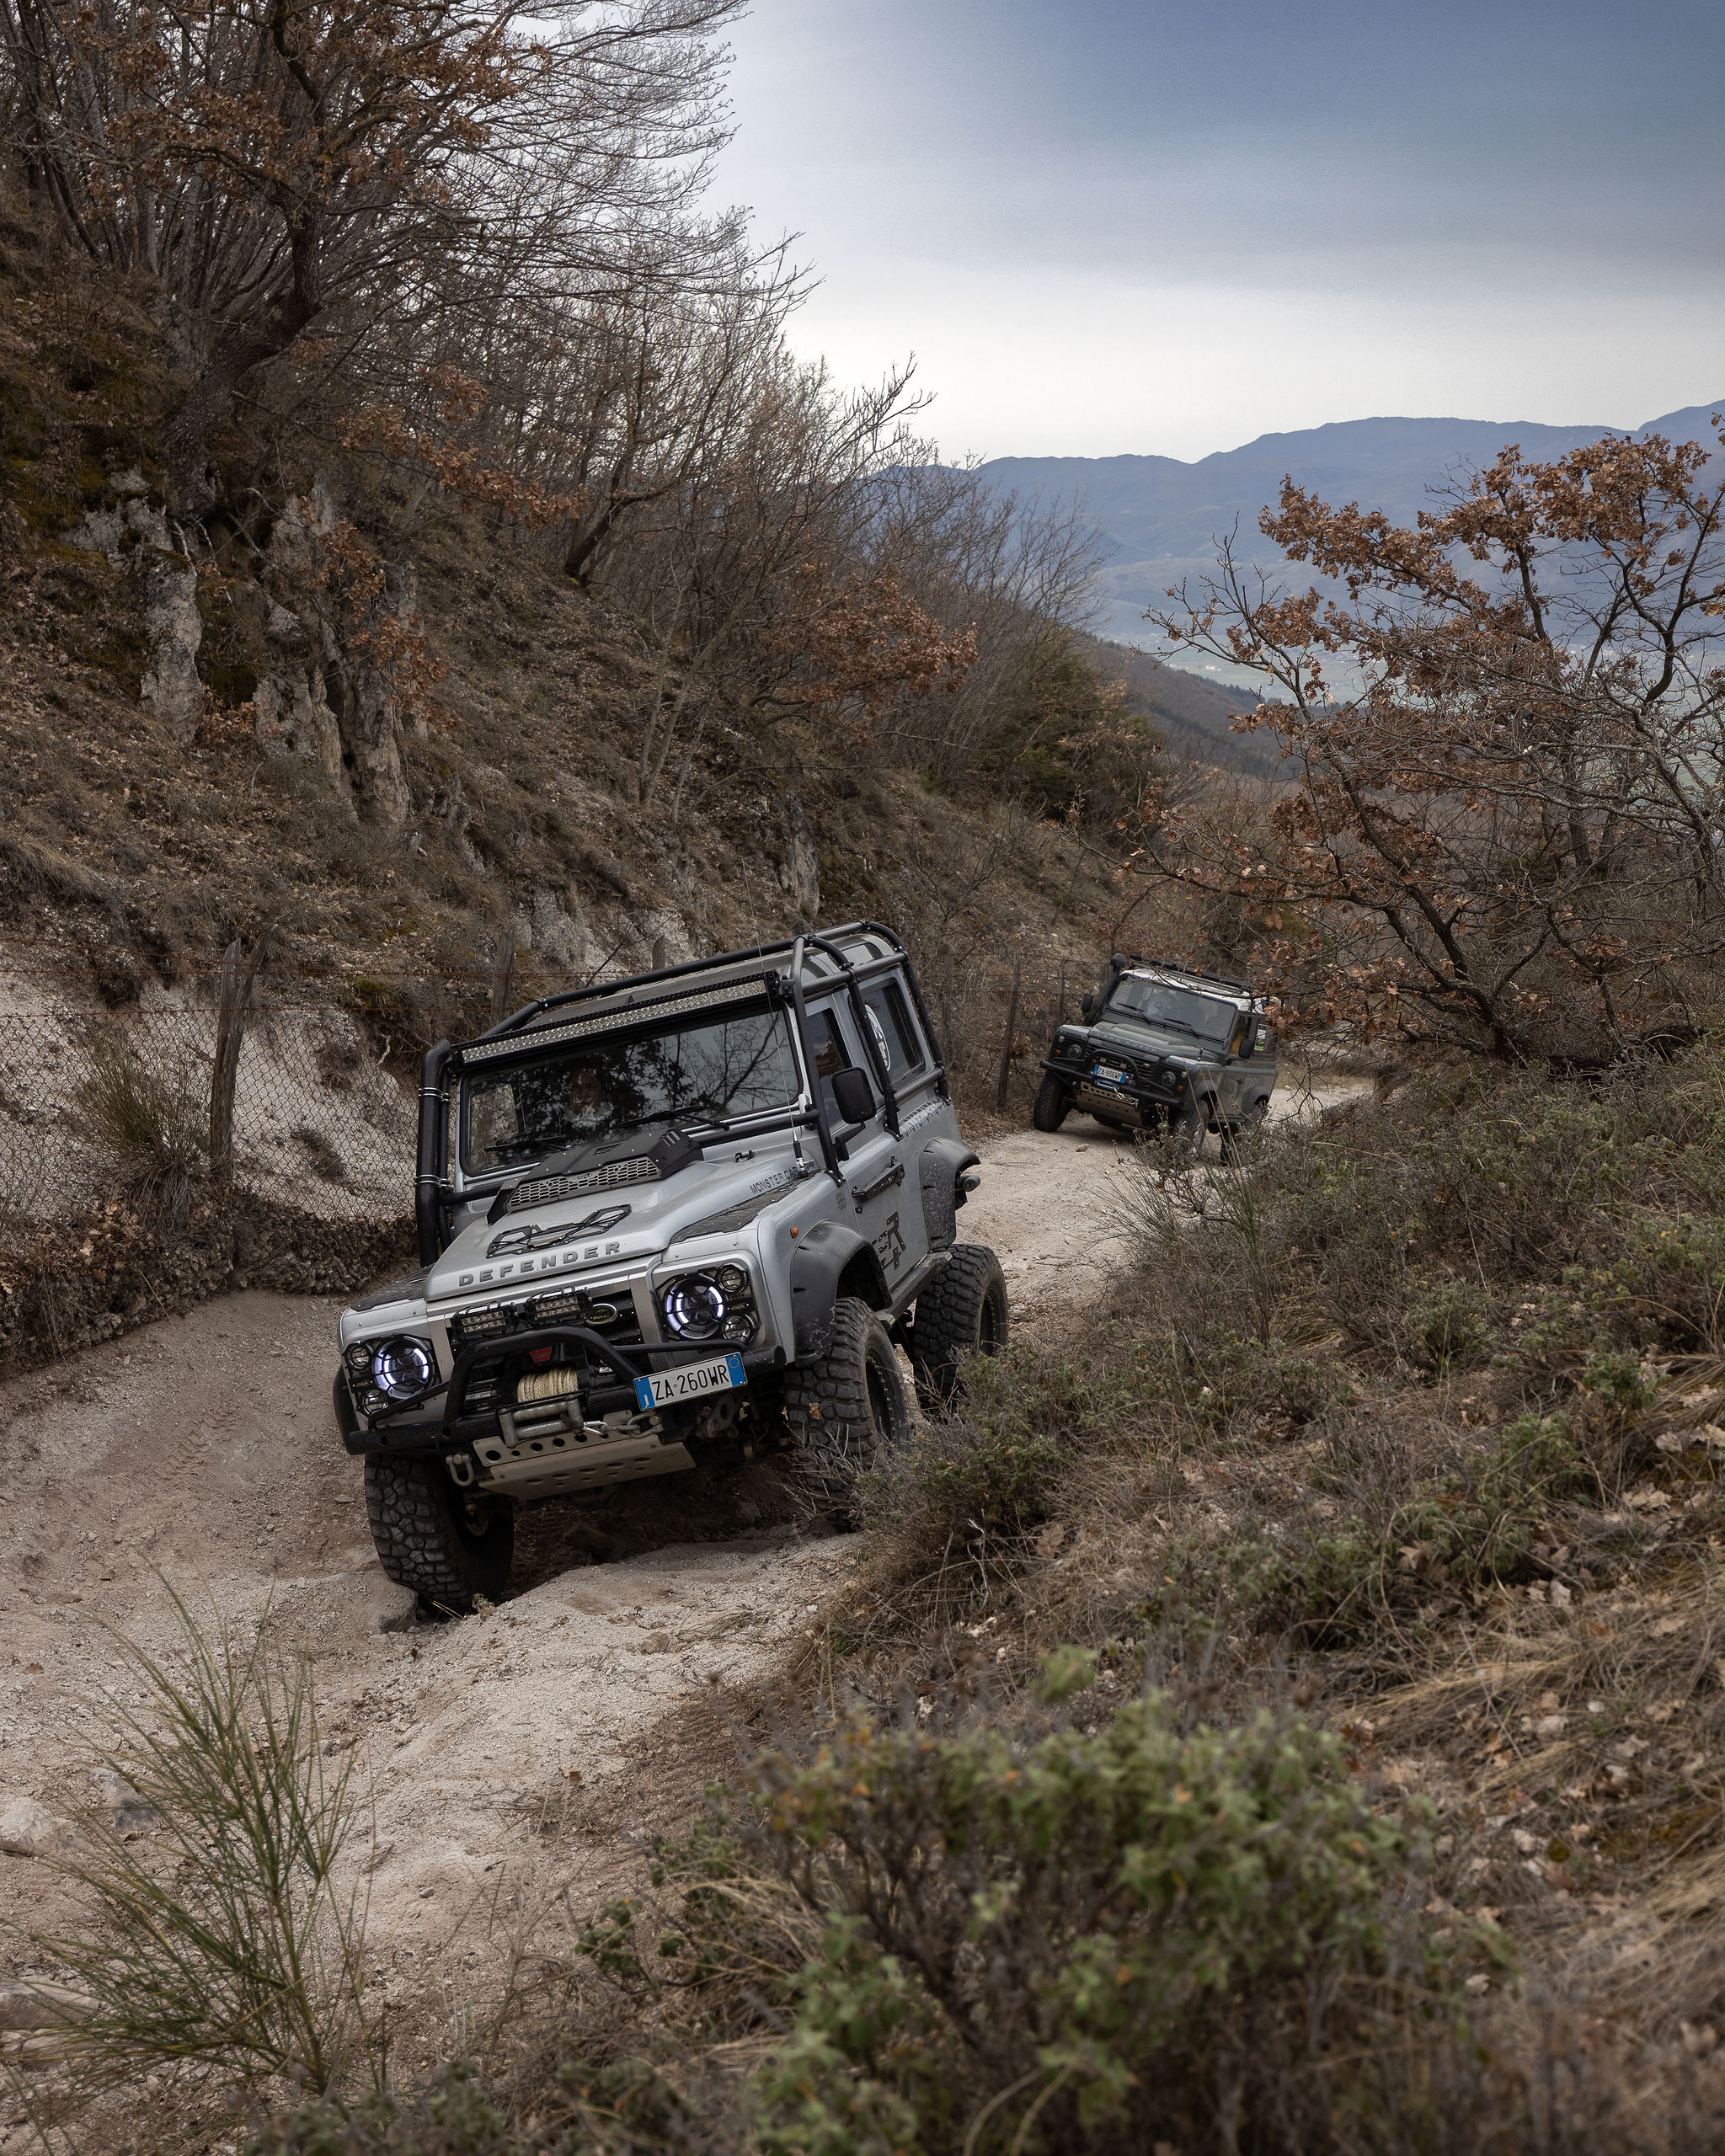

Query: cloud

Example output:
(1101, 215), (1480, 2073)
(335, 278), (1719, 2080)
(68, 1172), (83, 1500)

(715, 0), (1725, 456)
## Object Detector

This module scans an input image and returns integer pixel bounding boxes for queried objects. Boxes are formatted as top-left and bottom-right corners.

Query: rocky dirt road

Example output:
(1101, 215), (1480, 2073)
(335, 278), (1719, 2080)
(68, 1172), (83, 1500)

(0, 1075), (1364, 2094)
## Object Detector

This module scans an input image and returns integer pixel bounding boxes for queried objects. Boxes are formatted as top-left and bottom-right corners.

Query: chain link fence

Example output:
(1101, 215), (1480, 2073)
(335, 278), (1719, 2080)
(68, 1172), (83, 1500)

(0, 990), (415, 1250)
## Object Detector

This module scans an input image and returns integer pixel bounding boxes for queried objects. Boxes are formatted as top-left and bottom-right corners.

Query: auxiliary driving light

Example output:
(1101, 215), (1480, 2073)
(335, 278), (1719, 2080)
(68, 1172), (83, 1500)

(370, 1335), (437, 1401)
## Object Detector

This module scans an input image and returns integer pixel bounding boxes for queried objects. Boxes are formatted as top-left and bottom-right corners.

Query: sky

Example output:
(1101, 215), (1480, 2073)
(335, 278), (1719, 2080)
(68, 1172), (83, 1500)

(712, 0), (1725, 463)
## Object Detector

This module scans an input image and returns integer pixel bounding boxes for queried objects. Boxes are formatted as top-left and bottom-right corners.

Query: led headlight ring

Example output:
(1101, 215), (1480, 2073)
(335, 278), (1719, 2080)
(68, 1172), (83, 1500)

(371, 1336), (436, 1401)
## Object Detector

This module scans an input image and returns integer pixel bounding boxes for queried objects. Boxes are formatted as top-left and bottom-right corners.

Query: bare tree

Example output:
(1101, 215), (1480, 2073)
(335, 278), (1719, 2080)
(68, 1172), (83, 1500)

(0, 0), (745, 509)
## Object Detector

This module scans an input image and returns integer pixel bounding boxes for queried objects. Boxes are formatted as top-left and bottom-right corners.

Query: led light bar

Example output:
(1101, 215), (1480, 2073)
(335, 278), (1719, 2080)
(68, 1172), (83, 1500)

(458, 977), (770, 1065)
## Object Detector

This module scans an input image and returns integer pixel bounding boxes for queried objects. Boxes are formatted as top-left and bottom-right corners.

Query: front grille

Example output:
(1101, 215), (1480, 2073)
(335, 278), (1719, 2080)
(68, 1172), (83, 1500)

(446, 1278), (646, 1424)
(448, 1286), (643, 1357)
(509, 1155), (661, 1212)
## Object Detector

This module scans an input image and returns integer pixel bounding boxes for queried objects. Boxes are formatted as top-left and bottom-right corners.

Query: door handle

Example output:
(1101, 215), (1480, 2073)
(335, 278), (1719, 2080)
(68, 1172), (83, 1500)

(853, 1159), (905, 1209)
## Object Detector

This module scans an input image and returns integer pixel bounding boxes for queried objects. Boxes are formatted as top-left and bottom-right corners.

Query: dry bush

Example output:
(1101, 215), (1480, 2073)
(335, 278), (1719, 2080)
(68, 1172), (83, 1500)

(21, 1593), (376, 2102)
(70, 1030), (207, 1228)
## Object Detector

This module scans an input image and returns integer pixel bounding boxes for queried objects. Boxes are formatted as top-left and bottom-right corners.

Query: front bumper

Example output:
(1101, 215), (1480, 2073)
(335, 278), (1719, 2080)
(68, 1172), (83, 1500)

(334, 1334), (788, 1460)
(1040, 1056), (1184, 1115)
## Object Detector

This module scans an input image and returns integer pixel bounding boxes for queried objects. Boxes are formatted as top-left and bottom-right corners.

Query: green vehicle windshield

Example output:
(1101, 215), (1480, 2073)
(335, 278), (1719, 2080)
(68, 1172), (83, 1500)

(1105, 976), (1239, 1045)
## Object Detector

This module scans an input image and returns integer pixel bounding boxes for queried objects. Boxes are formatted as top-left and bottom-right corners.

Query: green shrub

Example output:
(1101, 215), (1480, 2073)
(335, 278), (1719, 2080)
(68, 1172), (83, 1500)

(863, 1342), (1140, 1554)
(253, 2067), (511, 2156)
(1394, 1412), (1591, 1583)
(731, 1698), (1476, 2154)
(1398, 1274), (1498, 1374)
(1150, 1411), (1596, 1644)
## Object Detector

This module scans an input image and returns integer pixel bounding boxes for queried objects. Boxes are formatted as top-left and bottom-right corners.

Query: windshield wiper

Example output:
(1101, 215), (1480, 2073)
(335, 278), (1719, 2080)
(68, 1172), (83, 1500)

(1135, 1012), (1202, 1041)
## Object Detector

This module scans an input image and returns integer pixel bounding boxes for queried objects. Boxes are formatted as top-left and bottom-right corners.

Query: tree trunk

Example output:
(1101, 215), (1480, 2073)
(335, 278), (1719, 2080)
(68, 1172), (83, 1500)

(995, 955), (1023, 1113)
(158, 306), (318, 514)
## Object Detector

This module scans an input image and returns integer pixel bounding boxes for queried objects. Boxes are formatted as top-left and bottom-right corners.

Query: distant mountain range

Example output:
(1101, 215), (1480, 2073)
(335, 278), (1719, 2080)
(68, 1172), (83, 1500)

(978, 403), (1725, 649)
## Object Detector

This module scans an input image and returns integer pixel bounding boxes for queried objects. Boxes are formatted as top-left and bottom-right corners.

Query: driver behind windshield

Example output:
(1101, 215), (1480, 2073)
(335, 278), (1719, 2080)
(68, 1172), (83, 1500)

(462, 1007), (800, 1174)
(562, 1059), (607, 1132)
(1106, 975), (1236, 1043)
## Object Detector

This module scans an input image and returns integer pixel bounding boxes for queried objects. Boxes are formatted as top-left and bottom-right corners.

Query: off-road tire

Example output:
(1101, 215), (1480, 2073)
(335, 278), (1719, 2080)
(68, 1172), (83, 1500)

(1032, 1072), (1071, 1131)
(1172, 1093), (1211, 1155)
(364, 1453), (514, 1614)
(782, 1297), (911, 1528)
(911, 1243), (1009, 1416)
(1219, 1098), (1268, 1163)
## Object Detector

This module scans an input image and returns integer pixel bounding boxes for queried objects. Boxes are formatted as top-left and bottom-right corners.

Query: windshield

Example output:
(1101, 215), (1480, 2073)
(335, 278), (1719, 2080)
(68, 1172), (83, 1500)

(1104, 976), (1240, 1044)
(461, 1005), (800, 1175)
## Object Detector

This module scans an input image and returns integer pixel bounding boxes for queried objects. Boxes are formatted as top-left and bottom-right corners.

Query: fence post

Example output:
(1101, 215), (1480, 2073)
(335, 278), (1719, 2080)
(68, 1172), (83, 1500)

(995, 954), (1023, 1114)
(489, 928), (518, 1022)
(210, 939), (260, 1184)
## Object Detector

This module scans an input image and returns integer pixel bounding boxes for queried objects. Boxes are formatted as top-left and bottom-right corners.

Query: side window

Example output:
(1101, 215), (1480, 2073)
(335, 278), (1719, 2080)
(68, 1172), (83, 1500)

(862, 980), (927, 1077)
(805, 1008), (851, 1121)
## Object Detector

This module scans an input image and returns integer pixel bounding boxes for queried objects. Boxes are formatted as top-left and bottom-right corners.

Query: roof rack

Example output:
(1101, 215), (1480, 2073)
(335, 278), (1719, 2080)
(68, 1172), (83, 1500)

(473, 920), (910, 1043)
(1110, 953), (1252, 997)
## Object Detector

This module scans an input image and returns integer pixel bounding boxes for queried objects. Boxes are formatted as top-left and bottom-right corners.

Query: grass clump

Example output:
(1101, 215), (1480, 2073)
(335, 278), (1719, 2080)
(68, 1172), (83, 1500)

(71, 1027), (206, 1225)
(26, 1591), (376, 2100)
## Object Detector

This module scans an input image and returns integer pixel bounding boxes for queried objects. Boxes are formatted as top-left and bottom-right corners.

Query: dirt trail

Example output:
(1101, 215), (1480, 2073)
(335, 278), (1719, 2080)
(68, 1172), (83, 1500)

(961, 1068), (1368, 1327)
(0, 1075), (1368, 2079)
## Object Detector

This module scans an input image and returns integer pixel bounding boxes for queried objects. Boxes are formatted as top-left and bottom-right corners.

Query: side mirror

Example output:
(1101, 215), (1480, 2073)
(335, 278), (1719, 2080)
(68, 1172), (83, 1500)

(830, 1065), (877, 1125)
(1080, 992), (1096, 1020)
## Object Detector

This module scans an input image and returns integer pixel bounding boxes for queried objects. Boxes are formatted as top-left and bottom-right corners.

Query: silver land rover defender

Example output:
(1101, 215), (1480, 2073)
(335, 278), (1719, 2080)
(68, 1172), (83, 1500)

(334, 923), (1007, 1611)
(1033, 954), (1278, 1152)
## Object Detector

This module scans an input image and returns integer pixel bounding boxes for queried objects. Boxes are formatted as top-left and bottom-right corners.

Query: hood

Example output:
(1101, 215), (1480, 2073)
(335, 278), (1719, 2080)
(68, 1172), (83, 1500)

(424, 1144), (802, 1305)
(1089, 1015), (1205, 1063)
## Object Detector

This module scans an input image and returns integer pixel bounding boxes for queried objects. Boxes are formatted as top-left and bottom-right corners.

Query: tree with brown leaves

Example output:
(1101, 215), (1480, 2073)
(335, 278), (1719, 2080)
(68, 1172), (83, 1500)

(1144, 427), (1725, 1064)
(0, 0), (744, 510)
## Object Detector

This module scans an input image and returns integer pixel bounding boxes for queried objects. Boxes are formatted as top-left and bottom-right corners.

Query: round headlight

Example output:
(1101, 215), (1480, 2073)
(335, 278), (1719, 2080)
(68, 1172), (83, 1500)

(371, 1336), (435, 1401)
(662, 1274), (727, 1341)
(715, 1264), (748, 1296)
(344, 1342), (371, 1372)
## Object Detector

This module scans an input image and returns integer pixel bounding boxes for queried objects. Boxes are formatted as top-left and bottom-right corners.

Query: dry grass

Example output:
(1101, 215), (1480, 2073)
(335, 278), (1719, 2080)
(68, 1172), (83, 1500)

(14, 1592), (378, 2109)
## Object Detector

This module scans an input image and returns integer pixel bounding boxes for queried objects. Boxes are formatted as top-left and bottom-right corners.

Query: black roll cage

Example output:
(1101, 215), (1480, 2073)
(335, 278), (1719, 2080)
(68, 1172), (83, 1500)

(414, 922), (945, 1265)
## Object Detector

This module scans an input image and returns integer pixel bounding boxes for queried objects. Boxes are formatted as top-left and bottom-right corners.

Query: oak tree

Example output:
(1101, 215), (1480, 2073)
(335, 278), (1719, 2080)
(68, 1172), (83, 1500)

(1146, 429), (1725, 1063)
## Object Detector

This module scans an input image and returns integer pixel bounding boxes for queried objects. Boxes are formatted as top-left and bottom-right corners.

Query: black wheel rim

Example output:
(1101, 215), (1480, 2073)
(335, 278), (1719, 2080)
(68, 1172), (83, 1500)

(977, 1285), (1006, 1354)
(453, 1489), (495, 1549)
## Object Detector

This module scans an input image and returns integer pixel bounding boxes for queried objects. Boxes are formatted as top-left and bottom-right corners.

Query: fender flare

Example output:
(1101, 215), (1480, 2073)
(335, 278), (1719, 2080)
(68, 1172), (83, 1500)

(920, 1135), (980, 1209)
(790, 1219), (890, 1358)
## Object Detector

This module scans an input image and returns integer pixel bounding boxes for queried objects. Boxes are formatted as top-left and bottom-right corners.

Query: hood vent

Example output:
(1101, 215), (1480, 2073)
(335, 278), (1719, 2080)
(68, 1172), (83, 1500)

(510, 1155), (660, 1211)
(504, 1126), (702, 1214)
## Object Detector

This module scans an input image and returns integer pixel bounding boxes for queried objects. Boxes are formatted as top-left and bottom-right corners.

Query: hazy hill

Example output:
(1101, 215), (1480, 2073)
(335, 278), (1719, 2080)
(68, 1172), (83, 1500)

(1072, 633), (1283, 781)
(982, 403), (1725, 646)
